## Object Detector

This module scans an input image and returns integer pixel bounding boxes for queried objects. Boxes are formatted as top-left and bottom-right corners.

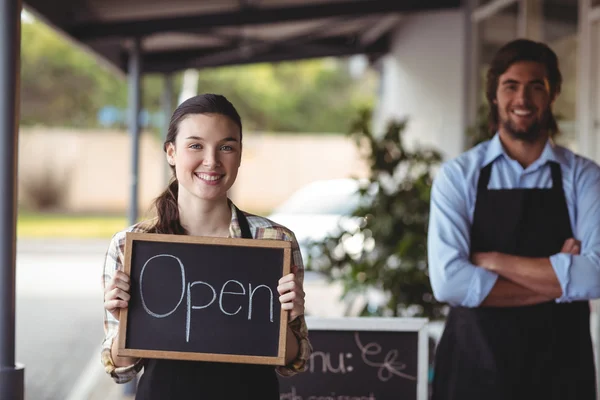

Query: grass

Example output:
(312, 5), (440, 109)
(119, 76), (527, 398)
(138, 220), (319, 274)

(17, 213), (129, 238)
(16, 207), (275, 239)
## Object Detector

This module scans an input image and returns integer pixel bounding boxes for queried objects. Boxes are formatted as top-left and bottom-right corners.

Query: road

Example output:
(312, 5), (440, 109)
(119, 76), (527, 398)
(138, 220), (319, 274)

(15, 239), (115, 400)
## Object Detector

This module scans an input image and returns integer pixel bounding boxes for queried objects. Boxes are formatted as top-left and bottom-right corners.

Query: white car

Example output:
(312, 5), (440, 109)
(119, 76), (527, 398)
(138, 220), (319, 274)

(268, 178), (368, 262)
(268, 178), (372, 316)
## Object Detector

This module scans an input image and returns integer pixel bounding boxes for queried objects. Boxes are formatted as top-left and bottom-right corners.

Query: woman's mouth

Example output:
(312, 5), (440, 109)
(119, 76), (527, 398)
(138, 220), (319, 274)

(195, 172), (224, 184)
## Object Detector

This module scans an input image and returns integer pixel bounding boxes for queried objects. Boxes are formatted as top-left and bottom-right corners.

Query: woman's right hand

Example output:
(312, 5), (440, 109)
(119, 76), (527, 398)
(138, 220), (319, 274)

(104, 270), (131, 321)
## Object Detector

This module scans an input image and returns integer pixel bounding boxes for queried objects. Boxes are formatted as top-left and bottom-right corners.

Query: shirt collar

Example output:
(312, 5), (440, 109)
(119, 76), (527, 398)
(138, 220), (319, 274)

(483, 133), (568, 167)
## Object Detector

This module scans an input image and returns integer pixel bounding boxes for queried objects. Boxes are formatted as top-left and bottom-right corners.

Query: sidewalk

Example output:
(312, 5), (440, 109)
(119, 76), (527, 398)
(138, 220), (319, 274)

(88, 376), (132, 400)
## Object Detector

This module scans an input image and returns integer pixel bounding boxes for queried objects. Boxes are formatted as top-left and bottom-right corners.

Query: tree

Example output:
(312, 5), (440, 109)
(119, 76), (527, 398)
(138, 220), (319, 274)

(308, 109), (445, 319)
(467, 104), (492, 148)
(20, 19), (376, 133)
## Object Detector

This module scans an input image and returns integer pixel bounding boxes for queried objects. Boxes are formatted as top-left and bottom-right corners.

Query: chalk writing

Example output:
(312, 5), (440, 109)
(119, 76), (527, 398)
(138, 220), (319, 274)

(309, 351), (353, 374)
(354, 332), (416, 382)
(139, 254), (185, 318)
(138, 253), (275, 343)
(280, 386), (377, 400)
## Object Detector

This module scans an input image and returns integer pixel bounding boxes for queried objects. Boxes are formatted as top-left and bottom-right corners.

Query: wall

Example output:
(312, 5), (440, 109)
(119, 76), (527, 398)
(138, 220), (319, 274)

(374, 10), (467, 161)
(17, 127), (369, 215)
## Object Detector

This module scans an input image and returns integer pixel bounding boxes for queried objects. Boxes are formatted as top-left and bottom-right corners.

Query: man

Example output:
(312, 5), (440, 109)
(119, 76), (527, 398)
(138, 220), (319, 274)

(428, 39), (600, 400)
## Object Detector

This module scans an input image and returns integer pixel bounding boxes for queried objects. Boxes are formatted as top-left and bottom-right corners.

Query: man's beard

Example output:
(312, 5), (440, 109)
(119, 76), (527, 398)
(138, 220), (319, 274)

(501, 108), (552, 143)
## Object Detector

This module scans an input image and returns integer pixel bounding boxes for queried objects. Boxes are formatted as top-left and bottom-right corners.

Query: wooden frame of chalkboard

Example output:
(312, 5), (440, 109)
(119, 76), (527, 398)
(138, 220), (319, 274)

(296, 316), (429, 400)
(116, 232), (292, 366)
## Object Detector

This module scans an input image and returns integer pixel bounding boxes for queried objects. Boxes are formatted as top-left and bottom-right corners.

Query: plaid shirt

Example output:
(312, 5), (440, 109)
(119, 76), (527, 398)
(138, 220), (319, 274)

(101, 202), (312, 383)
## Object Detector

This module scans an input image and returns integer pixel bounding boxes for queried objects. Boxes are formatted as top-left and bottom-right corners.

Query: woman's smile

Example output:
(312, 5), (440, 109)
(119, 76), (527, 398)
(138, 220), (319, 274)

(195, 172), (224, 185)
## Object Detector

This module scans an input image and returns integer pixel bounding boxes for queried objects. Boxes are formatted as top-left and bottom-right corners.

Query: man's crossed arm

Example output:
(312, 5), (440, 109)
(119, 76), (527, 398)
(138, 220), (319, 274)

(472, 239), (580, 307)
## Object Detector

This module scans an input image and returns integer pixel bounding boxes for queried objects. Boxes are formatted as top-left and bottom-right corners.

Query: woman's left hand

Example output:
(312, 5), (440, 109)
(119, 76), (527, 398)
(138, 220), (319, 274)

(277, 265), (305, 322)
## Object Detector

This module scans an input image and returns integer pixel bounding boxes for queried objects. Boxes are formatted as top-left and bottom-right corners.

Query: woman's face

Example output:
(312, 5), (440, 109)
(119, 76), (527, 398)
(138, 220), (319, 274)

(166, 113), (242, 204)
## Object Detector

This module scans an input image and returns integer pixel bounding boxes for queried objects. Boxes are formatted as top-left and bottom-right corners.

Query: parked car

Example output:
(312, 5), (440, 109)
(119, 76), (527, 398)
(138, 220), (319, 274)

(267, 178), (368, 262)
(267, 178), (373, 316)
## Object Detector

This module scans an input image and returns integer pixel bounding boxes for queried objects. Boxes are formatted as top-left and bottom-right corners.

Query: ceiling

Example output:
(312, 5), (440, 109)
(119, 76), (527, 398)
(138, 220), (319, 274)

(23, 0), (461, 75)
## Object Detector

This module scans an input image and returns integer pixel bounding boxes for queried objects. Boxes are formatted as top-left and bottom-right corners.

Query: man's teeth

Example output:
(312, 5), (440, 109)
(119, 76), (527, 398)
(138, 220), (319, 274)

(513, 109), (532, 116)
(197, 173), (222, 181)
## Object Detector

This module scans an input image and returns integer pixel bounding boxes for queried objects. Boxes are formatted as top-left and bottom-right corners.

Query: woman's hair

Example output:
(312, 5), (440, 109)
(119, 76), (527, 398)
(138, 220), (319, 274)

(485, 38), (562, 136)
(149, 94), (242, 234)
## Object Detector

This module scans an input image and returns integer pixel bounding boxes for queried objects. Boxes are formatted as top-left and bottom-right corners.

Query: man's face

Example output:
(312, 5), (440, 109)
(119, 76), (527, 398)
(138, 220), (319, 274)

(494, 61), (554, 142)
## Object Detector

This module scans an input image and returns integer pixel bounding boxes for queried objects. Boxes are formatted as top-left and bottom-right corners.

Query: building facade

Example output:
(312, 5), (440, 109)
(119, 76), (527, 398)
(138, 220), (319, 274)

(376, 0), (588, 161)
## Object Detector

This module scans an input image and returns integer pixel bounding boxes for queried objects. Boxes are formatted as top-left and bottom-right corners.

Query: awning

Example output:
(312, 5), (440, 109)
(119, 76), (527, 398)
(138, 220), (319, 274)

(23, 0), (460, 75)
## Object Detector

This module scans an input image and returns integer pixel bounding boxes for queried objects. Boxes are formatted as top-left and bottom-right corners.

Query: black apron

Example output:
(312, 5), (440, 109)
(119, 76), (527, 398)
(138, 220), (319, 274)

(135, 207), (280, 400)
(432, 161), (596, 400)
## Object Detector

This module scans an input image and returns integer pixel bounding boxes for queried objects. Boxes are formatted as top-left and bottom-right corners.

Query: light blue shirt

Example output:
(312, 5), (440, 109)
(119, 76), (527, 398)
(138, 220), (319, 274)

(428, 133), (600, 307)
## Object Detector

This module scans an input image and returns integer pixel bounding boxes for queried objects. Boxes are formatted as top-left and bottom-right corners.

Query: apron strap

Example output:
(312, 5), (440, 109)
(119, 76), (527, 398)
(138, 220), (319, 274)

(477, 162), (493, 192)
(235, 206), (253, 239)
(549, 161), (563, 191)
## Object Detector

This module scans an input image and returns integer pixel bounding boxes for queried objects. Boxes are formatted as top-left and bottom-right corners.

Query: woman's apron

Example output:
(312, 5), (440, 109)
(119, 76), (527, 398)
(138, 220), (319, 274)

(135, 208), (279, 399)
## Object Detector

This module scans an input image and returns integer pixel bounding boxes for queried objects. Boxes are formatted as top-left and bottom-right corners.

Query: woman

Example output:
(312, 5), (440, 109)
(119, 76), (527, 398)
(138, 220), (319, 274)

(101, 94), (311, 399)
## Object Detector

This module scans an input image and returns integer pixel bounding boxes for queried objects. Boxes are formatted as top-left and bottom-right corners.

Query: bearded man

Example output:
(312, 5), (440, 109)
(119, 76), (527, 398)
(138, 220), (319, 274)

(427, 39), (600, 400)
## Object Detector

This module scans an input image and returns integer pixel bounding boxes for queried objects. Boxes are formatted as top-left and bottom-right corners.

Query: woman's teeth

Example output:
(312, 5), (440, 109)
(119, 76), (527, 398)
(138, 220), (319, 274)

(197, 173), (222, 181)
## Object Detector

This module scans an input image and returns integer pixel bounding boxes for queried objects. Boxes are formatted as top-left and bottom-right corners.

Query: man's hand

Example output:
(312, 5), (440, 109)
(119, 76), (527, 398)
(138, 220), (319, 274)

(471, 251), (503, 272)
(561, 238), (581, 255)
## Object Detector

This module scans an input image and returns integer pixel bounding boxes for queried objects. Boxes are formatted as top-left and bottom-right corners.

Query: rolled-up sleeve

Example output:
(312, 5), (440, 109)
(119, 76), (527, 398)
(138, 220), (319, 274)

(551, 161), (600, 302)
(101, 232), (144, 383)
(428, 164), (498, 307)
(275, 230), (312, 376)
(277, 315), (311, 376)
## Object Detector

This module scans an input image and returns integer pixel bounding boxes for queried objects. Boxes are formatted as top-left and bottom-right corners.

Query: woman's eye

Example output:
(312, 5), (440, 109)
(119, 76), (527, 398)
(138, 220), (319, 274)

(189, 143), (202, 149)
(220, 145), (233, 151)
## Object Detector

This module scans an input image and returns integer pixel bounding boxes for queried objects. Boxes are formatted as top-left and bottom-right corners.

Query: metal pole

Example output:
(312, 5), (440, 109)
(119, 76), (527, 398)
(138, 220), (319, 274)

(162, 73), (173, 185)
(124, 37), (142, 396)
(0, 0), (24, 398)
(128, 38), (142, 227)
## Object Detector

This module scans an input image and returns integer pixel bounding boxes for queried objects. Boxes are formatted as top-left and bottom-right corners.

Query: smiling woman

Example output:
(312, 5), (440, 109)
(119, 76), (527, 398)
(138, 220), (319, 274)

(167, 114), (242, 216)
(100, 94), (312, 400)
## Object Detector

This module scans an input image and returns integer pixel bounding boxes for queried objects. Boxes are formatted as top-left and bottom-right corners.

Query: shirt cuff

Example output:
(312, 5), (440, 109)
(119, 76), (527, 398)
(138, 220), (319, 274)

(276, 315), (312, 377)
(101, 339), (144, 384)
(463, 267), (498, 307)
(550, 252), (572, 302)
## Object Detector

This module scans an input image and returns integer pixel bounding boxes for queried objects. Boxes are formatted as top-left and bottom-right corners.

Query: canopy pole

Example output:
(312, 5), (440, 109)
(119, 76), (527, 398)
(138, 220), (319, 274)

(124, 37), (142, 396)
(0, 0), (24, 397)
(128, 37), (142, 227)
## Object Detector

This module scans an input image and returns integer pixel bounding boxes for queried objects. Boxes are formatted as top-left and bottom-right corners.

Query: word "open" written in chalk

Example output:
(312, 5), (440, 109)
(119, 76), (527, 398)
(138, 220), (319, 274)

(139, 254), (275, 342)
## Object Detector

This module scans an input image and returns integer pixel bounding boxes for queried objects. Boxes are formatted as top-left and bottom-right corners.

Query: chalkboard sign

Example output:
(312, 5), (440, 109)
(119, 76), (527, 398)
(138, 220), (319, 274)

(117, 232), (292, 366)
(279, 317), (428, 400)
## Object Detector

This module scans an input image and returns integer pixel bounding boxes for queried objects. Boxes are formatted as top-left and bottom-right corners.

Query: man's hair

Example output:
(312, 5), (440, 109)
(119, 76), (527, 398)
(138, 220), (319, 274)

(485, 38), (562, 136)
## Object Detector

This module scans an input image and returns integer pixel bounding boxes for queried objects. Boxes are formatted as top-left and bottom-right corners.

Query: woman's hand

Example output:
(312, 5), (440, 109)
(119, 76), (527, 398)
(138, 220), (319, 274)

(277, 265), (305, 322)
(104, 270), (131, 321)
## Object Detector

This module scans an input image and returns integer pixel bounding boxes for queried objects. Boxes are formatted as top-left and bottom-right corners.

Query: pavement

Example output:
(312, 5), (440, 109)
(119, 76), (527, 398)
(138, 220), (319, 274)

(15, 238), (120, 400)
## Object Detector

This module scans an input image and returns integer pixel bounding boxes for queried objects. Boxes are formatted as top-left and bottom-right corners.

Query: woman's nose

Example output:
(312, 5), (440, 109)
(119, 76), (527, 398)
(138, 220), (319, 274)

(203, 150), (220, 167)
